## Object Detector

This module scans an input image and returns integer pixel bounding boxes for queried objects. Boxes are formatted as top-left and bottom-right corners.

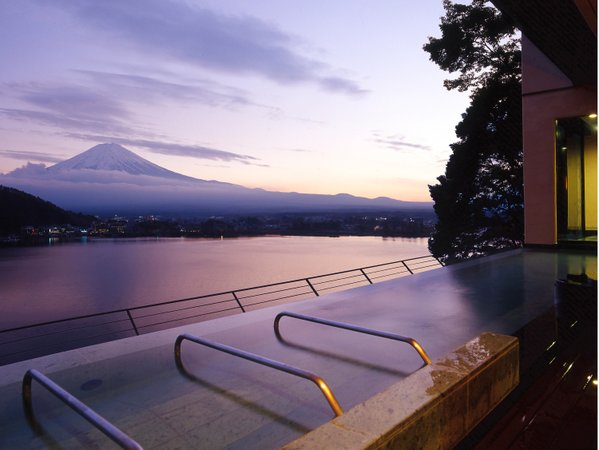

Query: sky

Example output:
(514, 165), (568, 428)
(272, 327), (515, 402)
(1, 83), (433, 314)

(0, 0), (470, 202)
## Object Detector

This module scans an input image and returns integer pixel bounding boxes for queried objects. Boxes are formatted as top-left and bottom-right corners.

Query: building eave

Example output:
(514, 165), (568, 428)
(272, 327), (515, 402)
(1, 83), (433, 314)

(491, 0), (597, 86)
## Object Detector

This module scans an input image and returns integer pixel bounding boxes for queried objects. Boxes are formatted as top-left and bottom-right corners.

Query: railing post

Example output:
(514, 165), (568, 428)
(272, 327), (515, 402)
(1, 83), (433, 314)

(232, 291), (246, 313)
(359, 268), (373, 284)
(305, 279), (319, 296)
(126, 310), (140, 336)
(401, 260), (414, 275)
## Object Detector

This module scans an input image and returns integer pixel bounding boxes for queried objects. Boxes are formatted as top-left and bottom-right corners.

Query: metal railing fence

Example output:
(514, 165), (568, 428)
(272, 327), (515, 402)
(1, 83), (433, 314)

(0, 255), (442, 365)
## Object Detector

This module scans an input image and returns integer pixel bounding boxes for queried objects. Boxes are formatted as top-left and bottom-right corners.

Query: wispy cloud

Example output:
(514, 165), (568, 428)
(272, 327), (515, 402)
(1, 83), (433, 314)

(74, 70), (255, 109)
(1, 79), (266, 166)
(1, 82), (134, 134)
(44, 0), (367, 96)
(16, 83), (128, 119)
(373, 132), (431, 152)
(0, 149), (64, 163)
(283, 148), (314, 153)
(65, 133), (266, 166)
(319, 76), (367, 95)
(2, 70), (277, 138)
(0, 107), (133, 135)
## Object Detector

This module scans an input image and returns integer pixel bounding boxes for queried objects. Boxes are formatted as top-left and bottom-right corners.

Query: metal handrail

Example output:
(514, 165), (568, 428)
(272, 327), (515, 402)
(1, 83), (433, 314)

(274, 311), (432, 365)
(22, 369), (142, 450)
(174, 333), (343, 417)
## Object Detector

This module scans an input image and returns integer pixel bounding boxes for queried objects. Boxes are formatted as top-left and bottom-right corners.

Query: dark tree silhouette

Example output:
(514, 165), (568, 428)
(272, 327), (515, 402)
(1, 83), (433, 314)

(0, 185), (95, 234)
(424, 0), (523, 263)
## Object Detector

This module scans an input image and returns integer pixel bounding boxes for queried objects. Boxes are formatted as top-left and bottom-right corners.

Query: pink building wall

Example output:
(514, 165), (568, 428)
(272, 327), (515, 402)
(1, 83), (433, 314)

(521, 36), (597, 245)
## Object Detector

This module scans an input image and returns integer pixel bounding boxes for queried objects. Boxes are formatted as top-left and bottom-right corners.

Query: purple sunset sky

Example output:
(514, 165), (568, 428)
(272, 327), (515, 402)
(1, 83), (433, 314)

(0, 0), (470, 201)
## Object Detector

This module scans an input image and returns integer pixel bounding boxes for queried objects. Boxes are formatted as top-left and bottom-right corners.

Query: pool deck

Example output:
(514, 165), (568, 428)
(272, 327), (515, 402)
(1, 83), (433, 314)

(0, 248), (596, 449)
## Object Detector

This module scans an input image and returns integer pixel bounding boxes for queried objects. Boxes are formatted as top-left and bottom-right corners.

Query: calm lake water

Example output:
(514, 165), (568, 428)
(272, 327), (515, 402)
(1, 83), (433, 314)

(0, 235), (429, 329)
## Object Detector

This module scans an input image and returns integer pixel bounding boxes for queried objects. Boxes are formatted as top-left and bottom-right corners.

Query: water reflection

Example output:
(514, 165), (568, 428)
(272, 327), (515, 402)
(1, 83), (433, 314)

(0, 236), (429, 329)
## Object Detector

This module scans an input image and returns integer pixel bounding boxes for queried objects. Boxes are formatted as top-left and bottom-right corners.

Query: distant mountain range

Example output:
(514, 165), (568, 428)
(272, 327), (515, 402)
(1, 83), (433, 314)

(1, 143), (432, 216)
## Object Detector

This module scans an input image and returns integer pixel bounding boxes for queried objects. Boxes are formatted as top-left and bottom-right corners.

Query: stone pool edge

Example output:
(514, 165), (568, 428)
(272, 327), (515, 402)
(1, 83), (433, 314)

(282, 332), (519, 450)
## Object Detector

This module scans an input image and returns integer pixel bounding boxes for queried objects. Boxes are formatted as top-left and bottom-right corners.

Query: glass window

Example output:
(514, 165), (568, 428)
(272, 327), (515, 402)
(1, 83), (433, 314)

(556, 115), (597, 242)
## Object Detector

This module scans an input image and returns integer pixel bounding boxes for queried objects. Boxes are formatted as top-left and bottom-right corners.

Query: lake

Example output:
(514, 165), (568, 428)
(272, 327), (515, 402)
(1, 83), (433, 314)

(0, 235), (429, 329)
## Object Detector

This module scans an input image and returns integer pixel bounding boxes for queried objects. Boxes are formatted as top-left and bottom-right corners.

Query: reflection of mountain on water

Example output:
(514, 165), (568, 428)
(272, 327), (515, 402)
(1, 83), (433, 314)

(1, 143), (432, 216)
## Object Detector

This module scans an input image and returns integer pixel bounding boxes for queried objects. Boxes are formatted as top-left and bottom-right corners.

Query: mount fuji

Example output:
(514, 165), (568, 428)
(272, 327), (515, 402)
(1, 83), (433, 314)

(1, 143), (431, 216)
(47, 143), (195, 180)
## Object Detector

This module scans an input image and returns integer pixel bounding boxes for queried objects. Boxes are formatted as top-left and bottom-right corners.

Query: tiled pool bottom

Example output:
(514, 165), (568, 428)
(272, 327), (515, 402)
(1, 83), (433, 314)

(0, 249), (595, 449)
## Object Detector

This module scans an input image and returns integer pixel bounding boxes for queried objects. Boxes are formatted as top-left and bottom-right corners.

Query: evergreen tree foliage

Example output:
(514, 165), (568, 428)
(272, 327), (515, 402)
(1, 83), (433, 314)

(424, 0), (523, 263)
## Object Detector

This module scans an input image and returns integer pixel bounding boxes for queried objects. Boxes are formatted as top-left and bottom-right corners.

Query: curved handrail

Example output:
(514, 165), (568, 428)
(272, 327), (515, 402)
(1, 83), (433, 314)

(174, 333), (343, 417)
(22, 369), (142, 450)
(274, 311), (432, 365)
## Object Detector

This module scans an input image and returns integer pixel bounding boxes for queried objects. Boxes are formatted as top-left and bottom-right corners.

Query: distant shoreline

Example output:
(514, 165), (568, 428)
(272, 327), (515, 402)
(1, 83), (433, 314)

(1, 230), (432, 248)
(2, 208), (435, 247)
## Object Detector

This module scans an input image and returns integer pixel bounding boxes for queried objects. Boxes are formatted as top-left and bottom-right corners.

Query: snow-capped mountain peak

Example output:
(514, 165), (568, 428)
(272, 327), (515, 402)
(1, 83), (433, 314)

(47, 143), (195, 180)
